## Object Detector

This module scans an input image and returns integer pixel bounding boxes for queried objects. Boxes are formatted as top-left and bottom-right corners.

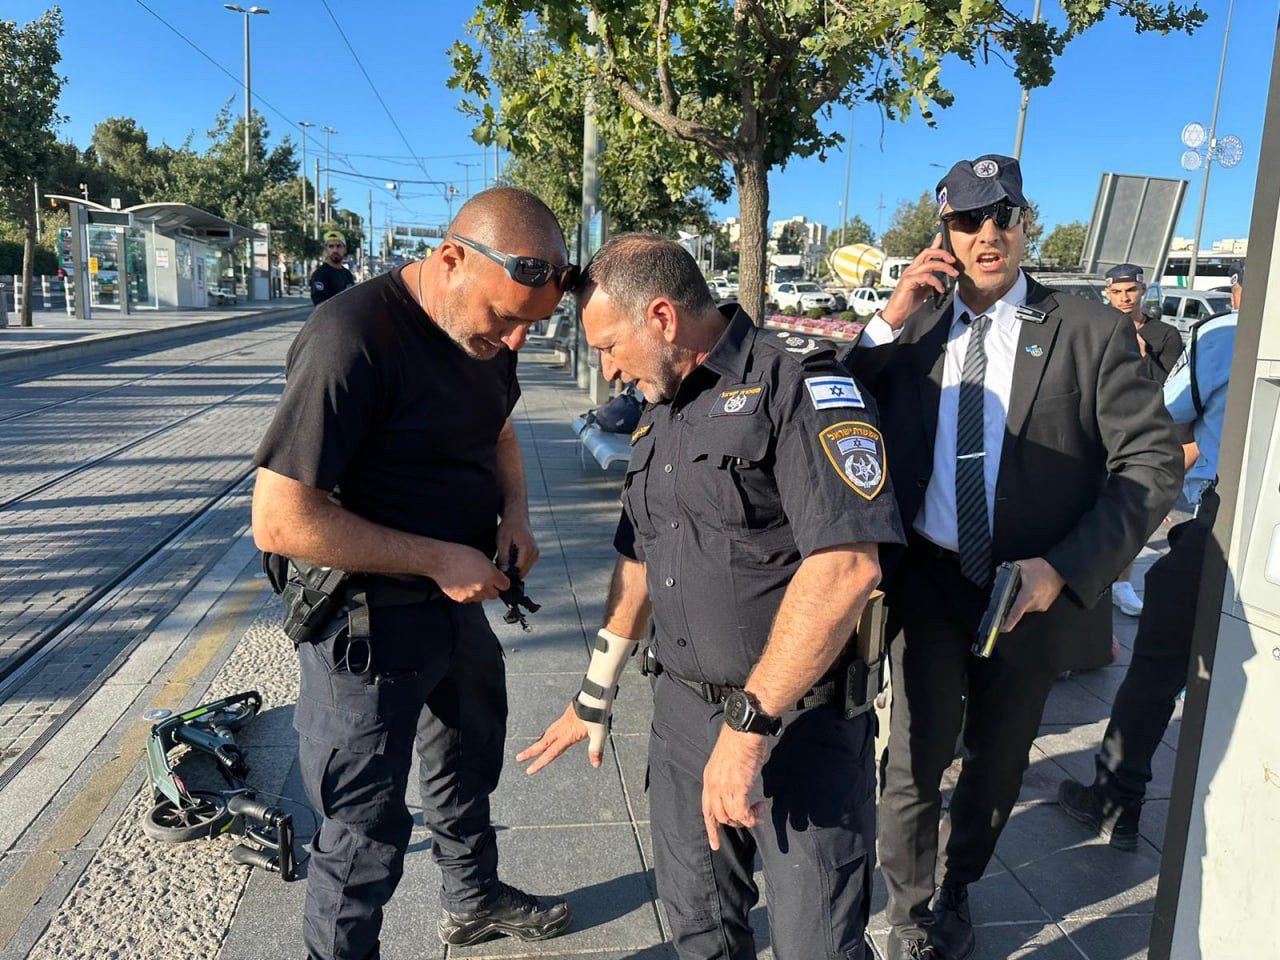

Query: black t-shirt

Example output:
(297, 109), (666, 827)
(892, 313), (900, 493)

(254, 266), (520, 558)
(309, 262), (356, 305)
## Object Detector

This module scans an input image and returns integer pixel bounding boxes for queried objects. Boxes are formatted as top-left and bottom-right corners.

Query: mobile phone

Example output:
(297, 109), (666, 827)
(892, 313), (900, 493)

(973, 561), (1023, 658)
(931, 222), (956, 309)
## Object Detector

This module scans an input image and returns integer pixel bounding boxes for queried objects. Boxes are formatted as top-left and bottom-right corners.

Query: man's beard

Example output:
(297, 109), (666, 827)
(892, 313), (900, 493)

(639, 336), (682, 403)
(435, 280), (493, 359)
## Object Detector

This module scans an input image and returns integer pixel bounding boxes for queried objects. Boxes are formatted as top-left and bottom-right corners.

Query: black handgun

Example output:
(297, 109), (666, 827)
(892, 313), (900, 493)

(973, 561), (1022, 658)
(497, 544), (541, 631)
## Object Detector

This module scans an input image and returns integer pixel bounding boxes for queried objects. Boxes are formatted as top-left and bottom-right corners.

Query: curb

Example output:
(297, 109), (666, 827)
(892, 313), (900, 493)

(0, 304), (312, 374)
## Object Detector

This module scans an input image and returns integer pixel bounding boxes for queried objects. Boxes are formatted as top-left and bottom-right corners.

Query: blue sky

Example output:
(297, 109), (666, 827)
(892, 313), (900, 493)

(13, 0), (1276, 246)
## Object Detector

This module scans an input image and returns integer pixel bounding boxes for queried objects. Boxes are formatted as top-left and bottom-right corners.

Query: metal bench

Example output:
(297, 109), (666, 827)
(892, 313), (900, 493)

(572, 415), (631, 470)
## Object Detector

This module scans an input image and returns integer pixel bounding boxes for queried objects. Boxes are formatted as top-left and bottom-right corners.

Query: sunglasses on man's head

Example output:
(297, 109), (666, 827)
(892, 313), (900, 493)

(941, 202), (1026, 233)
(451, 233), (580, 290)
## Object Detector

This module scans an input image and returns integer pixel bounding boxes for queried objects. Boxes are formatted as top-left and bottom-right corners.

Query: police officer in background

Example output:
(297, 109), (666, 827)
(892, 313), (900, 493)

(846, 155), (1181, 960)
(519, 234), (904, 959)
(310, 230), (357, 305)
(252, 188), (578, 959)
(1057, 261), (1243, 849)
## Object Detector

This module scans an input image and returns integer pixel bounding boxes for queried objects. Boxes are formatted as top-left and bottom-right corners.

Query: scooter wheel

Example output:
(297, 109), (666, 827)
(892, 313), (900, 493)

(143, 791), (232, 843)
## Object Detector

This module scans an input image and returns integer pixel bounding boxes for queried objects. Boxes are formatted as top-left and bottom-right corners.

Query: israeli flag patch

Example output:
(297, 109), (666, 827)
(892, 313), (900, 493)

(805, 376), (864, 411)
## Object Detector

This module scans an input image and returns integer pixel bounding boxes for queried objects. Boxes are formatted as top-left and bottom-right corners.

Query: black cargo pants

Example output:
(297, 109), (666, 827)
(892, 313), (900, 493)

(648, 671), (877, 960)
(294, 599), (507, 960)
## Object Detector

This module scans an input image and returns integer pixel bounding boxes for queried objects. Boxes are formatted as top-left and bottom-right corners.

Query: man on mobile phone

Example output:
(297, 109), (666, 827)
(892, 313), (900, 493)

(843, 155), (1182, 960)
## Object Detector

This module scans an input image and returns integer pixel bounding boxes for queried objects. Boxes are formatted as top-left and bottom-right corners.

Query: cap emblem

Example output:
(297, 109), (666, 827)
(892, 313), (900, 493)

(973, 159), (999, 178)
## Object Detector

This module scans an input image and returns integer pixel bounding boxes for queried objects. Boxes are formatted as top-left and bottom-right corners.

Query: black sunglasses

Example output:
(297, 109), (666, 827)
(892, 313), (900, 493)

(941, 202), (1026, 233)
(451, 233), (579, 290)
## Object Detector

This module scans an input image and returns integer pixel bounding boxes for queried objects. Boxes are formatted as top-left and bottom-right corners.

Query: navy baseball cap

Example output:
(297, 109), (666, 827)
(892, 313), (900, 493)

(935, 154), (1028, 212)
(1231, 261), (1245, 287)
(1105, 263), (1146, 285)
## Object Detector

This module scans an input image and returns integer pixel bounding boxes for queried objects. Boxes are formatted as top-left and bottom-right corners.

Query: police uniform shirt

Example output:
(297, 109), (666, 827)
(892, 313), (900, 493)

(254, 265), (520, 559)
(310, 262), (357, 305)
(1165, 310), (1238, 505)
(614, 306), (905, 687)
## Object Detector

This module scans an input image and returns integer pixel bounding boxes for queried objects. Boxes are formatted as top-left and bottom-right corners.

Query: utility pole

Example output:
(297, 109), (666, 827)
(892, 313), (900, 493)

(298, 120), (314, 275)
(368, 189), (374, 272)
(224, 5), (269, 299)
(456, 161), (478, 197)
(1012, 0), (1042, 161)
(579, 9), (606, 398)
(314, 158), (321, 238)
(322, 126), (338, 223)
(840, 105), (854, 247)
(1188, 0), (1236, 289)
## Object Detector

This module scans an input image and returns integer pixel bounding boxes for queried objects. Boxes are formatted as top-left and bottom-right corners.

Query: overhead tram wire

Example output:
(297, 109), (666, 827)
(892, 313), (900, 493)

(318, 0), (448, 201)
(132, 0), (321, 158)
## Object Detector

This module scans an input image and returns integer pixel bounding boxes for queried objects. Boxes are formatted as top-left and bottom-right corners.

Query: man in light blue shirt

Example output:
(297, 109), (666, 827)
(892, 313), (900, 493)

(1058, 262), (1242, 848)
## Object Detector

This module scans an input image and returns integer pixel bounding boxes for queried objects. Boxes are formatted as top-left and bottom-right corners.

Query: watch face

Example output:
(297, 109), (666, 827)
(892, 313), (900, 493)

(725, 691), (749, 729)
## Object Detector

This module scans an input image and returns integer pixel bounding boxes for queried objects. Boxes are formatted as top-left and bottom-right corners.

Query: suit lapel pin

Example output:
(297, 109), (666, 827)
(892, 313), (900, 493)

(1025, 344), (1044, 357)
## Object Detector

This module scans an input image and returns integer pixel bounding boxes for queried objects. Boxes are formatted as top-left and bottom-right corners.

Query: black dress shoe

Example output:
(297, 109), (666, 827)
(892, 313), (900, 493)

(887, 929), (937, 960)
(930, 883), (976, 960)
(1057, 778), (1140, 851)
(437, 882), (572, 946)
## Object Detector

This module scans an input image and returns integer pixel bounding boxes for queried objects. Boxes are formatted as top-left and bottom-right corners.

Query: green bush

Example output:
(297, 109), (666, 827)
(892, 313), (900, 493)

(0, 241), (57, 275)
(838, 311), (857, 323)
(781, 304), (800, 316)
(806, 306), (827, 319)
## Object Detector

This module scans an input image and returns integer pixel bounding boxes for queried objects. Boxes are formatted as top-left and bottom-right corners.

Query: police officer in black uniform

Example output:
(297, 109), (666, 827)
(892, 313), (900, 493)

(252, 188), (579, 960)
(519, 234), (904, 959)
(310, 230), (357, 305)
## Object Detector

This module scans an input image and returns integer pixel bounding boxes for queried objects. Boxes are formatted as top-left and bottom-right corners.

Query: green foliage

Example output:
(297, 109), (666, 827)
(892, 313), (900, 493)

(805, 306), (827, 319)
(1041, 220), (1090, 267)
(827, 215), (877, 252)
(775, 222), (805, 256)
(453, 0), (1202, 323)
(838, 310), (857, 323)
(0, 8), (66, 215)
(781, 304), (799, 316)
(881, 191), (939, 258)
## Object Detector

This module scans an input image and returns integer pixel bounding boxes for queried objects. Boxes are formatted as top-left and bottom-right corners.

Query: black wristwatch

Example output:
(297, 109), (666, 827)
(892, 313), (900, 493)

(723, 690), (782, 736)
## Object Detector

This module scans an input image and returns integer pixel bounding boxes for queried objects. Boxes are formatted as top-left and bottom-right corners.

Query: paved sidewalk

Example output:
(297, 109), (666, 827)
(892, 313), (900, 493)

(3, 345), (1178, 959)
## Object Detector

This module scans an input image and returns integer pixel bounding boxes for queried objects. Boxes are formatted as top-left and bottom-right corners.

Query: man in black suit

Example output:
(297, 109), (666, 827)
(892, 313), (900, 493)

(845, 155), (1182, 960)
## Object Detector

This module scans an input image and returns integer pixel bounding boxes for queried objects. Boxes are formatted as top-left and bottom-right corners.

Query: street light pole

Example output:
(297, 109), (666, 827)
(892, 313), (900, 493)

(1012, 0), (1042, 161)
(839, 105), (854, 247)
(1188, 0), (1236, 289)
(456, 161), (479, 197)
(322, 126), (338, 224)
(223, 6), (270, 173)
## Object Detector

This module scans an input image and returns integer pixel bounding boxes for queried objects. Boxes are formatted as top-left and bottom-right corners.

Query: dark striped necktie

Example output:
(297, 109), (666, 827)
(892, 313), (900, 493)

(956, 313), (993, 588)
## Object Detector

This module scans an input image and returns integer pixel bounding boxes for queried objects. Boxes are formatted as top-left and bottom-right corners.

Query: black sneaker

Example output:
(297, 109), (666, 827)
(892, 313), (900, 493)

(930, 883), (976, 960)
(437, 882), (572, 947)
(887, 929), (937, 960)
(1057, 779), (1140, 851)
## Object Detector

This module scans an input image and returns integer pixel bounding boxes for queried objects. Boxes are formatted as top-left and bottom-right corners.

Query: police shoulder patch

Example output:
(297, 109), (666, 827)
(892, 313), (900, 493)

(710, 383), (766, 417)
(805, 375), (864, 411)
(817, 421), (887, 500)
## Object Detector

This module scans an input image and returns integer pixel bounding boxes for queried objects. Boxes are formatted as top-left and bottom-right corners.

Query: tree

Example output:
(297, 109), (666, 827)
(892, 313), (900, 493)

(450, 21), (730, 240)
(881, 192), (939, 258)
(0, 8), (65, 326)
(1041, 220), (1089, 268)
(775, 222), (804, 256)
(826, 215), (876, 252)
(453, 1), (1204, 323)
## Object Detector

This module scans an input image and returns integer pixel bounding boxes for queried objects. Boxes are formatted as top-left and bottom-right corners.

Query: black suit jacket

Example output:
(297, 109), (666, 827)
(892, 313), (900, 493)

(845, 276), (1182, 673)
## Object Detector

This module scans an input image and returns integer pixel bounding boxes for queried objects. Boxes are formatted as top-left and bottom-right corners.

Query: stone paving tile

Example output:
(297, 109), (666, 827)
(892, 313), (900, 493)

(1061, 914), (1154, 960)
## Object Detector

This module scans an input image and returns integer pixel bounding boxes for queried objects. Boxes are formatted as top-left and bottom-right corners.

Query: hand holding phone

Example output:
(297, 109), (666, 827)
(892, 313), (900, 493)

(931, 222), (957, 309)
(877, 230), (960, 329)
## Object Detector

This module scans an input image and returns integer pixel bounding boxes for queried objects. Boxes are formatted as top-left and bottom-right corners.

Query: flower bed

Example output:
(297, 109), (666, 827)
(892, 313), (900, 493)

(764, 314), (864, 342)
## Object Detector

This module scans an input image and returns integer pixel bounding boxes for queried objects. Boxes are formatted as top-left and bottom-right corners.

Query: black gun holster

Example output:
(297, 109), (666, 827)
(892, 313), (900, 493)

(263, 552), (352, 647)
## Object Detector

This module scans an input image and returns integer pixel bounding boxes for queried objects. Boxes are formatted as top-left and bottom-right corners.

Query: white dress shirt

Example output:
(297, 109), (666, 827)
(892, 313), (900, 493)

(861, 272), (1028, 551)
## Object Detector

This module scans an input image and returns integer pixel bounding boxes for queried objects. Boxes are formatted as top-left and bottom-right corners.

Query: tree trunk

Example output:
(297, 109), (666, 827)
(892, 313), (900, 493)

(734, 153), (770, 326)
(20, 186), (36, 327)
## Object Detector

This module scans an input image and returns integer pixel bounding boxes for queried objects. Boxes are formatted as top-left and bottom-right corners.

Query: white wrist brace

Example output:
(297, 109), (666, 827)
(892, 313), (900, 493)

(572, 629), (638, 752)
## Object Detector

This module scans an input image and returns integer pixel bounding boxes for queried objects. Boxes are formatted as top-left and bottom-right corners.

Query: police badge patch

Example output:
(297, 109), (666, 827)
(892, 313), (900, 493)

(710, 384), (766, 417)
(818, 421), (886, 500)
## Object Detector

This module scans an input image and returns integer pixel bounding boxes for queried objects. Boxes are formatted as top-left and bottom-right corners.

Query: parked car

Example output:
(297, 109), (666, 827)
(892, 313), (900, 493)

(771, 281), (833, 313)
(1031, 272), (1108, 304)
(207, 287), (238, 306)
(846, 286), (894, 317)
(709, 276), (739, 300)
(1157, 287), (1234, 339)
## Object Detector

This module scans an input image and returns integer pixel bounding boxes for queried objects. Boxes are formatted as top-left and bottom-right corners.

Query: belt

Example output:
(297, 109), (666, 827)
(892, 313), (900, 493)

(911, 531), (961, 563)
(642, 647), (840, 713)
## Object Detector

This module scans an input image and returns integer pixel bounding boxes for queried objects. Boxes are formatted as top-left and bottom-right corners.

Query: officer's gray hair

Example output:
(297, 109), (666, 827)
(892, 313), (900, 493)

(582, 233), (716, 325)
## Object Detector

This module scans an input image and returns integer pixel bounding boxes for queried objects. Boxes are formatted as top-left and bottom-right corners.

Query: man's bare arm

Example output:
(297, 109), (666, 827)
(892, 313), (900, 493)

(251, 467), (508, 603)
(494, 418), (539, 575)
(604, 555), (651, 639)
(745, 543), (881, 717)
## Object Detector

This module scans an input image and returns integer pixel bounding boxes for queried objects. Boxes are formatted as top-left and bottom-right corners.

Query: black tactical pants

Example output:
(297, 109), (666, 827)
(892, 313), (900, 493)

(648, 671), (876, 960)
(878, 545), (1059, 936)
(1096, 488), (1220, 805)
(294, 600), (507, 960)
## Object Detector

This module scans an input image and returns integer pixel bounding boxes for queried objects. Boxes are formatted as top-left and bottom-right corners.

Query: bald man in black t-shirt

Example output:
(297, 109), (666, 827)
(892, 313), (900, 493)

(253, 189), (579, 959)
